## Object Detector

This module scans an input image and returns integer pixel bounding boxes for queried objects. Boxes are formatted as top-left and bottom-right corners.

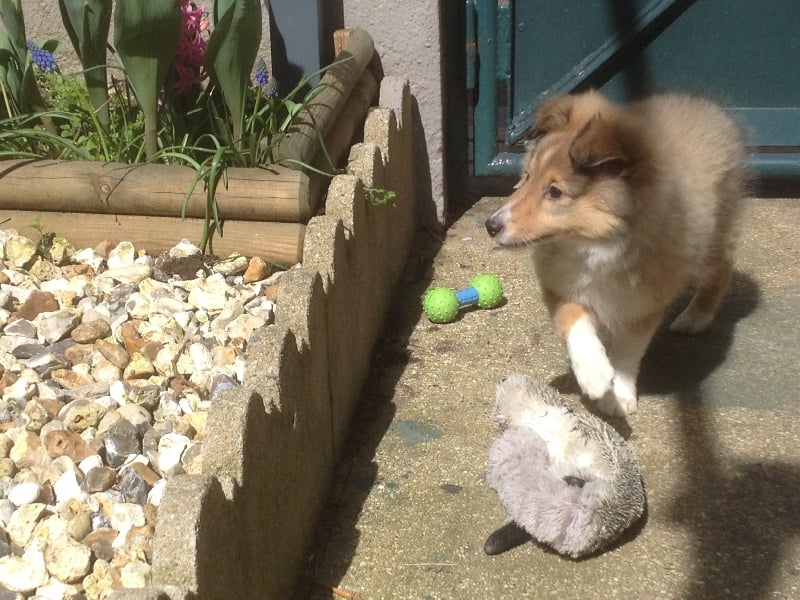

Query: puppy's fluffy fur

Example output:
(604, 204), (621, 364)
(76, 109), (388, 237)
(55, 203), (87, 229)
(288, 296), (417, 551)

(485, 91), (746, 416)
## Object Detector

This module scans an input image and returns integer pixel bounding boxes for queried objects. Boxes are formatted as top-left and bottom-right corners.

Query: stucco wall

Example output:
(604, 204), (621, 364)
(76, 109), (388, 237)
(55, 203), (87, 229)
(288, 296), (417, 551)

(340, 0), (446, 226)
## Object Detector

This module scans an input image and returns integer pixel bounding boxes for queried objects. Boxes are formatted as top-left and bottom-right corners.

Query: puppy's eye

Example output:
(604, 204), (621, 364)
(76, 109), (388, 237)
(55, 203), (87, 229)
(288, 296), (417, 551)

(546, 184), (563, 200)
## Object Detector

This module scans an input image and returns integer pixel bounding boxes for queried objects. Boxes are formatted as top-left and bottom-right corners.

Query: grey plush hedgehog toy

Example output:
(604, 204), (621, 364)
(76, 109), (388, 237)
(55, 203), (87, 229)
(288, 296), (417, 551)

(485, 374), (646, 559)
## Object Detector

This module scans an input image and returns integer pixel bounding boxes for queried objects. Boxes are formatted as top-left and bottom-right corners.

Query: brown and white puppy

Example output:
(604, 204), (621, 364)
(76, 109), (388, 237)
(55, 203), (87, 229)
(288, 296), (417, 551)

(485, 91), (746, 416)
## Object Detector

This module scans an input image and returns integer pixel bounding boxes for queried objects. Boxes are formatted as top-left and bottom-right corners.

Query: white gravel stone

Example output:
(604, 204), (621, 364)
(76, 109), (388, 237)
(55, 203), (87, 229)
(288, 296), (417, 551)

(0, 233), (276, 593)
(107, 241), (136, 269)
(147, 479), (167, 507)
(44, 536), (92, 583)
(4, 318), (37, 338)
(0, 539), (49, 592)
(120, 560), (152, 588)
(34, 579), (81, 600)
(37, 310), (80, 344)
(7, 481), (41, 506)
(53, 470), (83, 504)
(98, 263), (152, 287)
(7, 503), (47, 546)
(169, 239), (202, 258)
(110, 503), (146, 547)
(5, 235), (37, 269)
(78, 454), (104, 474)
(156, 433), (190, 477)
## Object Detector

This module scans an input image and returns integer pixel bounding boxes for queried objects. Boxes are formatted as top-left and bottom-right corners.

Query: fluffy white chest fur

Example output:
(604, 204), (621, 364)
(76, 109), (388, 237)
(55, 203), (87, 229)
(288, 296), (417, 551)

(534, 239), (654, 331)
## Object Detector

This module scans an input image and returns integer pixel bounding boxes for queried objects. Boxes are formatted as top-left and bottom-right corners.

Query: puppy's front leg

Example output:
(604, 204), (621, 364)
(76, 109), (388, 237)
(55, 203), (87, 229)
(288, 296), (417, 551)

(553, 302), (614, 401)
(602, 312), (662, 417)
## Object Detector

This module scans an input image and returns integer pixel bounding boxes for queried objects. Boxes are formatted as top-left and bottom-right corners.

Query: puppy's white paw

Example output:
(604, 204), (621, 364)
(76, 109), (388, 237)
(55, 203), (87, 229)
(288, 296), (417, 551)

(572, 356), (614, 400)
(594, 376), (639, 417)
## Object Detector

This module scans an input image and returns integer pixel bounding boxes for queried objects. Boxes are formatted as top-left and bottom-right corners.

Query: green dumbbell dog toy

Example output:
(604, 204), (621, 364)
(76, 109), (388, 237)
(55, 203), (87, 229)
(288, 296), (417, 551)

(422, 273), (504, 324)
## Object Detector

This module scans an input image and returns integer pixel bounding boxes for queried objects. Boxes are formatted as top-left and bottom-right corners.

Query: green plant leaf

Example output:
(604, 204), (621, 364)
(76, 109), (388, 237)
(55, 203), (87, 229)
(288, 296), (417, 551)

(40, 39), (62, 54)
(0, 0), (25, 51)
(59, 0), (112, 129)
(205, 0), (261, 145)
(114, 0), (180, 158)
(0, 0), (26, 112)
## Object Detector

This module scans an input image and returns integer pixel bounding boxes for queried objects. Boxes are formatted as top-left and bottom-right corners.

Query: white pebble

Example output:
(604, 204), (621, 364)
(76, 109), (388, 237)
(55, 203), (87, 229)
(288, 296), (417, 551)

(53, 470), (83, 504)
(7, 481), (41, 506)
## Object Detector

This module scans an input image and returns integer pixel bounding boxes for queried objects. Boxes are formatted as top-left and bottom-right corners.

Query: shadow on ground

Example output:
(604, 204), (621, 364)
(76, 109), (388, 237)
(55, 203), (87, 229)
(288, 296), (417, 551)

(295, 229), (443, 599)
(639, 271), (761, 395)
(670, 391), (800, 600)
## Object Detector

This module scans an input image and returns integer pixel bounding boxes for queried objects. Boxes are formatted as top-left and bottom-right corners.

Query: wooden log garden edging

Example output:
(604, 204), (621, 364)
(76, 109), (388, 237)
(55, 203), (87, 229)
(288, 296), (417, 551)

(108, 76), (417, 600)
(0, 28), (379, 266)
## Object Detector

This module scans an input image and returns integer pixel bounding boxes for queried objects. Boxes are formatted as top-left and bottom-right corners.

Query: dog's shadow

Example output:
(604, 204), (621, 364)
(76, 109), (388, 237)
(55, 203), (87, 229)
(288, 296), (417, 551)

(638, 270), (760, 396)
(550, 271), (761, 428)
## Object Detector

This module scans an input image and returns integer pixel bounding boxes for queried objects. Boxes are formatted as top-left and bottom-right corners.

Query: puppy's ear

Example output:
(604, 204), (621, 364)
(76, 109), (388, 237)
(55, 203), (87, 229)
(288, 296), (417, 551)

(568, 115), (643, 175)
(530, 95), (574, 138)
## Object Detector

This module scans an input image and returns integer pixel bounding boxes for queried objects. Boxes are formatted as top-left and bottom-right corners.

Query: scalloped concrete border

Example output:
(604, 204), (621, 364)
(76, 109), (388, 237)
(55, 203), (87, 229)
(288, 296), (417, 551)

(109, 76), (416, 599)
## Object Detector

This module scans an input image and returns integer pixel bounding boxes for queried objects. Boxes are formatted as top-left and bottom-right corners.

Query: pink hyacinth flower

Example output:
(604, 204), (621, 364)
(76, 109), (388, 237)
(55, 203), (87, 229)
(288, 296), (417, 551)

(173, 0), (209, 96)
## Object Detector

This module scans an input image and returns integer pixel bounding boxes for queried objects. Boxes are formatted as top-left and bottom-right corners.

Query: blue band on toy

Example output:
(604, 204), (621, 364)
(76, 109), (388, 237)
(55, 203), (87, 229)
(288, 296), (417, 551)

(456, 287), (479, 307)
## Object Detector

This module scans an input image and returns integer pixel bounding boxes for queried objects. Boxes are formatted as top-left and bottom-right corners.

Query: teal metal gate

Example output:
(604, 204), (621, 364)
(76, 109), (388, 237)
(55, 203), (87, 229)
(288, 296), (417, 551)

(467, 0), (800, 176)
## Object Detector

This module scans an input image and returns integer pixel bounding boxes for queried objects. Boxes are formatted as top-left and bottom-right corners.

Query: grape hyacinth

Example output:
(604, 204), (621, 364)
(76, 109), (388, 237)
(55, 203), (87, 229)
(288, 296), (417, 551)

(173, 0), (209, 96)
(26, 40), (58, 72)
(254, 58), (278, 98)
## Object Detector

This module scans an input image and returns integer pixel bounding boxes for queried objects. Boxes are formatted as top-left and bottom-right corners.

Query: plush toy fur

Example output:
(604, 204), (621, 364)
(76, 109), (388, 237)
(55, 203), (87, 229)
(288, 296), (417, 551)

(485, 374), (645, 558)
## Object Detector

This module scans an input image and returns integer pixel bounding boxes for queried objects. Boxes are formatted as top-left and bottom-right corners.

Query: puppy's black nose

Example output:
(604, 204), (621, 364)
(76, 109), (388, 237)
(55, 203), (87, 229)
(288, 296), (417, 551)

(485, 215), (503, 237)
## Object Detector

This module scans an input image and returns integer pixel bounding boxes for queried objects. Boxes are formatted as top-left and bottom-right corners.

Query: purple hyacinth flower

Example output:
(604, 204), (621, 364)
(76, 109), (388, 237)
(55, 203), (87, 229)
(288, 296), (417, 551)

(26, 40), (58, 72)
(254, 58), (278, 97)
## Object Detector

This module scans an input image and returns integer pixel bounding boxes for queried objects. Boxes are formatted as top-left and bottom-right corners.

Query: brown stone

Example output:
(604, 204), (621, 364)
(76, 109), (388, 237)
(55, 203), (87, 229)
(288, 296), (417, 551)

(71, 319), (111, 344)
(82, 529), (117, 562)
(23, 399), (50, 432)
(184, 411), (207, 439)
(263, 282), (280, 301)
(37, 398), (65, 419)
(16, 290), (59, 321)
(243, 256), (273, 283)
(63, 402), (107, 433)
(129, 462), (161, 487)
(43, 429), (97, 462)
(37, 481), (55, 505)
(143, 503), (158, 527)
(67, 510), (93, 541)
(93, 239), (119, 259)
(126, 524), (155, 562)
(0, 456), (16, 477)
(139, 341), (162, 362)
(82, 466), (118, 493)
(0, 369), (18, 394)
(61, 263), (94, 279)
(165, 415), (195, 438)
(168, 376), (200, 396)
(64, 343), (94, 366)
(120, 321), (147, 356)
(211, 345), (236, 367)
(51, 368), (93, 390)
(96, 339), (130, 369)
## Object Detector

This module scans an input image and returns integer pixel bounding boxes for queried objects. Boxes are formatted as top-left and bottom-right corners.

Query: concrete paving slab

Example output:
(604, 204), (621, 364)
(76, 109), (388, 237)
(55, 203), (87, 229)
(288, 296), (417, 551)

(298, 197), (800, 600)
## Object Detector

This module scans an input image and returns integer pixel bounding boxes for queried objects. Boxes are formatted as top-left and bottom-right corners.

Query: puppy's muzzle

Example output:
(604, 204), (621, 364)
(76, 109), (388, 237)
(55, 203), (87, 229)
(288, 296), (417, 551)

(485, 212), (505, 238)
